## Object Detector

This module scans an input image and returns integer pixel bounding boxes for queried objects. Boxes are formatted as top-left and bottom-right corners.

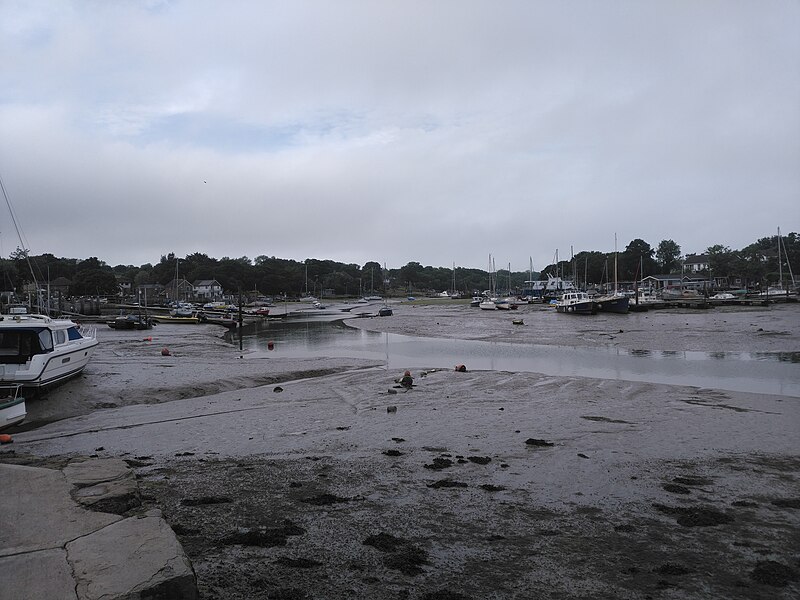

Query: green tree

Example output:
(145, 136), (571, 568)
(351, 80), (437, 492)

(620, 239), (656, 280)
(706, 245), (739, 280)
(655, 240), (682, 273)
(70, 257), (119, 295)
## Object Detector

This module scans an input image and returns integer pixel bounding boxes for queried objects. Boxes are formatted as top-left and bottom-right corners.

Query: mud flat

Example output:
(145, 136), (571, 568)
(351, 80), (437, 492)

(2, 305), (799, 599)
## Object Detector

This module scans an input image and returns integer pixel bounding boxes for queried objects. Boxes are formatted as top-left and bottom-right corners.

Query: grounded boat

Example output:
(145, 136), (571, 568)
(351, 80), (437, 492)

(0, 307), (99, 390)
(199, 312), (237, 328)
(479, 298), (497, 310)
(593, 292), (629, 314)
(0, 385), (26, 429)
(107, 314), (155, 330)
(554, 291), (597, 315)
(151, 314), (200, 324)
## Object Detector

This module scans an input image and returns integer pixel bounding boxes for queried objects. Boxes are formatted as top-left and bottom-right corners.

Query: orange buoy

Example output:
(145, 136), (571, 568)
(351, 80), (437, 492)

(161, 348), (171, 356)
(0, 434), (12, 444)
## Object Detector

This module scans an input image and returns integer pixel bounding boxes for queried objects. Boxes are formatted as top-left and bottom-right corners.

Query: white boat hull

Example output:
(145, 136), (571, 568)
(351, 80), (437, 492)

(0, 396), (25, 429)
(0, 339), (98, 388)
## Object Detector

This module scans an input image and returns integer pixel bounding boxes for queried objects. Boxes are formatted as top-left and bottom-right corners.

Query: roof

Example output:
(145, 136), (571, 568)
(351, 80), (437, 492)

(683, 254), (710, 264)
(193, 279), (221, 287)
(642, 274), (684, 281)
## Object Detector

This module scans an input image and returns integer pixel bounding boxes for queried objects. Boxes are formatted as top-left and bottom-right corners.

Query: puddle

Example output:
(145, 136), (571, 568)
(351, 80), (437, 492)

(234, 317), (800, 397)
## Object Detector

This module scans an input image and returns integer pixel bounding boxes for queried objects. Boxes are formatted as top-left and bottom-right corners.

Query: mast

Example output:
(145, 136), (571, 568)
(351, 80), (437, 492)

(614, 233), (618, 295)
(777, 227), (782, 290)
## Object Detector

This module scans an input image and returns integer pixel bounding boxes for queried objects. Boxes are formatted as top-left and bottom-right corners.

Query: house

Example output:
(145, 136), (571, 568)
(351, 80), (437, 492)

(134, 283), (164, 304)
(50, 277), (71, 297)
(164, 278), (194, 302)
(682, 254), (710, 273)
(193, 279), (223, 301)
(640, 274), (685, 290)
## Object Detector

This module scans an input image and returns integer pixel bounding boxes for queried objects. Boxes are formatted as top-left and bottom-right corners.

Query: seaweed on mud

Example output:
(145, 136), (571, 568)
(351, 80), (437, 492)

(655, 563), (692, 576)
(524, 438), (554, 447)
(750, 560), (796, 587)
(672, 476), (713, 486)
(420, 591), (472, 600)
(274, 557), (322, 569)
(363, 533), (430, 576)
(467, 456), (491, 465)
(581, 415), (634, 424)
(771, 497), (800, 509)
(383, 449), (405, 457)
(662, 483), (691, 494)
(180, 495), (232, 506)
(424, 457), (454, 470)
(221, 520), (305, 547)
(653, 503), (734, 527)
(384, 545), (430, 576)
(427, 479), (468, 489)
(480, 484), (506, 492)
(363, 533), (407, 552)
(300, 493), (350, 505)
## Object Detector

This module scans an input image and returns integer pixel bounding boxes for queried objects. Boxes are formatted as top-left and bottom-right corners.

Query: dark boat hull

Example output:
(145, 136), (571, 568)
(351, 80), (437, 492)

(594, 296), (630, 314)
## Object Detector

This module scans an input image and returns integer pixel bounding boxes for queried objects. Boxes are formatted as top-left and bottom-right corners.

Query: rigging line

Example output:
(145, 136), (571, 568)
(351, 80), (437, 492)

(0, 170), (41, 294)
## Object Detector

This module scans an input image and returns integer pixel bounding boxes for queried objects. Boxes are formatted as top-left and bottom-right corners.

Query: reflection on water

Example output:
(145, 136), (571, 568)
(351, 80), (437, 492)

(233, 317), (799, 397)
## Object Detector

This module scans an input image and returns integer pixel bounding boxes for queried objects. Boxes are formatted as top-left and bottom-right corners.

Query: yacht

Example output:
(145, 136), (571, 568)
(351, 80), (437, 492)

(0, 306), (99, 390)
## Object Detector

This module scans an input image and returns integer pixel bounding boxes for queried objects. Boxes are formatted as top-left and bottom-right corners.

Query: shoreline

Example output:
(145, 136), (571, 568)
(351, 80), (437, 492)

(2, 304), (799, 599)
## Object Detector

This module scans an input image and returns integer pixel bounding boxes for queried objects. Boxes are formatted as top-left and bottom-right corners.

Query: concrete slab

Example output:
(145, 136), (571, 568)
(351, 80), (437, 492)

(67, 513), (197, 600)
(0, 463), (121, 556)
(0, 461), (198, 600)
(0, 549), (77, 600)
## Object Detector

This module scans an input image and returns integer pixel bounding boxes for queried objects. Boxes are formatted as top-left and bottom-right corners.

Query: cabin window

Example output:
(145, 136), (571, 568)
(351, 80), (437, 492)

(38, 329), (54, 352)
(67, 327), (82, 340)
(53, 330), (67, 345)
(0, 330), (46, 363)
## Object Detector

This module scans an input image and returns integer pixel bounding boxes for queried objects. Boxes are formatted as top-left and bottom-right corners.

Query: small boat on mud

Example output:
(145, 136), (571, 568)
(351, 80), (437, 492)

(107, 314), (155, 330)
(151, 314), (200, 324)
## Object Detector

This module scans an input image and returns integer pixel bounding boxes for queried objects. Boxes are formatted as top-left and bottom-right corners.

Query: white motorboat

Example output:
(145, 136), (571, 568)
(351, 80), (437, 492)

(0, 307), (98, 390)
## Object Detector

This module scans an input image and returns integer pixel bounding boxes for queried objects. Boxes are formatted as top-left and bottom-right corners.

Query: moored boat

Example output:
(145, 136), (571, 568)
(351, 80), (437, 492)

(593, 292), (629, 314)
(107, 314), (155, 330)
(554, 291), (596, 315)
(0, 307), (99, 390)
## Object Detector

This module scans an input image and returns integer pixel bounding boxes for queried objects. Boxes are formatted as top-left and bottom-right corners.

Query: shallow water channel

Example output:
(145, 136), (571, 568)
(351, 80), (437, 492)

(234, 314), (800, 398)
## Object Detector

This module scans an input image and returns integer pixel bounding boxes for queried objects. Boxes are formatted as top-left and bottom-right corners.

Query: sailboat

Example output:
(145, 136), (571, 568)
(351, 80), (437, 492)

(594, 234), (630, 314)
(378, 263), (393, 316)
(479, 254), (497, 310)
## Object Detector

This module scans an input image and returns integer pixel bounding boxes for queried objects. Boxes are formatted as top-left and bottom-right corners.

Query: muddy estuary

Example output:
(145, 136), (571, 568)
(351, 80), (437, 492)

(2, 302), (799, 599)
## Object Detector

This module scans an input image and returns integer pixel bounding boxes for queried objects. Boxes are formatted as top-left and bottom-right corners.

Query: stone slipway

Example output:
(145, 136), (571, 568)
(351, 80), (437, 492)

(0, 458), (197, 600)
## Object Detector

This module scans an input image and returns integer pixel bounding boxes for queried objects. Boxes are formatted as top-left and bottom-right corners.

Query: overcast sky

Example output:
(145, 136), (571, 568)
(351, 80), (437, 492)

(1, 0), (798, 272)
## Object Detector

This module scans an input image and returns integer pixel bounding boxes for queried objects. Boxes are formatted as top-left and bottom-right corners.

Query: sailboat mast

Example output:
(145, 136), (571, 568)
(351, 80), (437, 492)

(614, 233), (618, 295)
(777, 227), (783, 289)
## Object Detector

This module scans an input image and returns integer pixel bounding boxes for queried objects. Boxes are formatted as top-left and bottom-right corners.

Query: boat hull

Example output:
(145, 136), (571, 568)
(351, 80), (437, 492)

(555, 302), (596, 315)
(594, 295), (630, 314)
(0, 340), (99, 389)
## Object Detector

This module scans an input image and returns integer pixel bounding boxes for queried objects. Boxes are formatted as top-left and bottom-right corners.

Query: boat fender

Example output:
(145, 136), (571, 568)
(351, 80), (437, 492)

(161, 348), (171, 356)
(0, 434), (12, 444)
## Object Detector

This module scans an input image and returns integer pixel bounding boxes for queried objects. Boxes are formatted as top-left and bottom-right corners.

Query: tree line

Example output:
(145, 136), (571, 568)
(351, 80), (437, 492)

(1, 233), (796, 299)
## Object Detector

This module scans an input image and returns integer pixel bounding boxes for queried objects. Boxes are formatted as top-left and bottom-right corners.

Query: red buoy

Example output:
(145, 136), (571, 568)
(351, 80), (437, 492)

(161, 348), (171, 356)
(267, 341), (274, 350)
